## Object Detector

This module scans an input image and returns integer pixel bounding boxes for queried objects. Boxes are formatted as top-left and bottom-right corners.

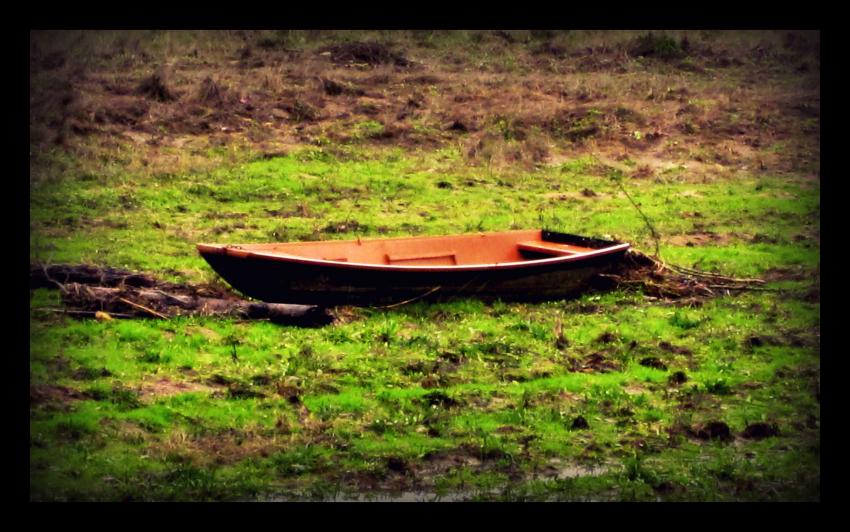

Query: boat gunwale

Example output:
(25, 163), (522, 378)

(197, 241), (631, 273)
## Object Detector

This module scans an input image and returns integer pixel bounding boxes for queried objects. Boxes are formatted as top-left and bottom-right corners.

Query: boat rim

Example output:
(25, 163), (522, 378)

(197, 242), (631, 273)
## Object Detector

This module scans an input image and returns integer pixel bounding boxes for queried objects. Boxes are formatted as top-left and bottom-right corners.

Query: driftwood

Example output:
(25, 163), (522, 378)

(31, 264), (334, 326)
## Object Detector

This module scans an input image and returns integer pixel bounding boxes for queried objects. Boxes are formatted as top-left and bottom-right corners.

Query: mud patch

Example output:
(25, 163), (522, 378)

(320, 78), (365, 96)
(186, 326), (222, 341)
(667, 231), (734, 247)
(276, 379), (303, 404)
(322, 42), (411, 67)
(659, 341), (693, 356)
(639, 357), (668, 371)
(136, 69), (178, 102)
(570, 415), (590, 430)
(668, 371), (689, 386)
(322, 220), (367, 234)
(194, 76), (237, 106)
(419, 390), (460, 408)
(71, 366), (113, 380)
(532, 42), (567, 58)
(417, 447), (484, 477)
(570, 352), (622, 373)
(151, 428), (281, 466)
(137, 377), (217, 400)
(93, 97), (150, 126)
(745, 335), (783, 349)
(30, 384), (85, 409)
(763, 267), (813, 282)
(536, 459), (610, 481)
(692, 421), (733, 441)
(595, 331), (618, 344)
(741, 422), (780, 440)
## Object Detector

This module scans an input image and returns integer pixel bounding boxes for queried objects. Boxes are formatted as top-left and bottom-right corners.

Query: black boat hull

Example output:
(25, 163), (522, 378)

(199, 231), (629, 306)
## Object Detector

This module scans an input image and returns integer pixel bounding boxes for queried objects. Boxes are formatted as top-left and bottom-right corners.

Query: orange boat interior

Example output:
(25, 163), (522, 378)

(202, 230), (600, 266)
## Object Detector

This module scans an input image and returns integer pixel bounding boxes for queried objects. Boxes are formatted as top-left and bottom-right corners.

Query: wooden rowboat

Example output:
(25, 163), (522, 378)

(197, 229), (630, 306)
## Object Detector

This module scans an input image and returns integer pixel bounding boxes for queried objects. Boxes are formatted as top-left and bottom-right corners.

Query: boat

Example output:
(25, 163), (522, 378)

(197, 229), (631, 306)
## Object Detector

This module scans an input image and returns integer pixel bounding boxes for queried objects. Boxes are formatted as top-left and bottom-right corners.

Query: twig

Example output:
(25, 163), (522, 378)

(613, 178), (661, 258)
(40, 262), (64, 290)
(667, 264), (766, 284)
(152, 289), (194, 307)
(34, 308), (135, 318)
(705, 284), (782, 292)
(374, 286), (442, 309)
(117, 297), (170, 319)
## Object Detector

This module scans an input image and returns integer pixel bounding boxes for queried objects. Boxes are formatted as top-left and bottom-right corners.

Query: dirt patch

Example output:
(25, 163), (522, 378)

(745, 335), (784, 349)
(639, 357), (668, 371)
(404, 74), (441, 85)
(321, 42), (411, 67)
(623, 384), (647, 395)
(137, 377), (216, 400)
(151, 428), (282, 466)
(532, 42), (567, 58)
(692, 421), (733, 441)
(194, 76), (237, 106)
(763, 267), (813, 282)
(668, 371), (689, 386)
(570, 415), (590, 430)
(667, 231), (737, 247)
(187, 326), (222, 341)
(659, 342), (693, 356)
(386, 456), (411, 475)
(93, 97), (150, 126)
(418, 444), (502, 474)
(320, 78), (365, 97)
(38, 50), (67, 71)
(71, 366), (113, 380)
(322, 220), (367, 234)
(419, 390), (460, 408)
(595, 331), (618, 344)
(741, 422), (780, 439)
(534, 459), (612, 482)
(30, 384), (85, 409)
(276, 382), (302, 404)
(628, 32), (687, 61)
(543, 107), (602, 141)
(136, 69), (178, 102)
(570, 352), (622, 373)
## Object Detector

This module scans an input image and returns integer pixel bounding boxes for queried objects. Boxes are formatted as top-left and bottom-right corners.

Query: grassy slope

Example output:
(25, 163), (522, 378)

(29, 30), (820, 501)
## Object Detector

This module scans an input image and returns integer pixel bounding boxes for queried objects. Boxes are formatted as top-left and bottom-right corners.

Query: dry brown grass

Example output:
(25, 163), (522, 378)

(31, 30), (819, 179)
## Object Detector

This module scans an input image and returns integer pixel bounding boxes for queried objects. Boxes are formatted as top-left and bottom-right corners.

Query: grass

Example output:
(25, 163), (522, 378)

(30, 147), (819, 279)
(30, 285), (820, 500)
(29, 30), (819, 502)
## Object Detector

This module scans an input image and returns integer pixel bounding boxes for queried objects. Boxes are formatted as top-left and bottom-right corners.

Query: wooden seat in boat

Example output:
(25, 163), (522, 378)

(516, 241), (587, 256)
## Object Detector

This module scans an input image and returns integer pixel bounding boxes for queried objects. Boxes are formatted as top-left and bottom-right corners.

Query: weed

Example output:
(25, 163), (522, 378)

(670, 310), (702, 330)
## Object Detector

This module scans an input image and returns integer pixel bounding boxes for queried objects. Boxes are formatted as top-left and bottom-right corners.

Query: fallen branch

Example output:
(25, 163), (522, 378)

(666, 264), (766, 284)
(607, 176), (769, 297)
(30, 263), (161, 290)
(33, 308), (135, 318)
(56, 283), (333, 326)
(31, 263), (334, 326)
(595, 249), (772, 300)
(117, 297), (170, 320)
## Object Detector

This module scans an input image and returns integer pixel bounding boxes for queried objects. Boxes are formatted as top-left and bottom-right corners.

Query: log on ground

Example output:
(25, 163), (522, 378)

(57, 283), (334, 326)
